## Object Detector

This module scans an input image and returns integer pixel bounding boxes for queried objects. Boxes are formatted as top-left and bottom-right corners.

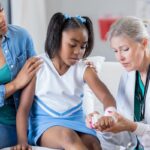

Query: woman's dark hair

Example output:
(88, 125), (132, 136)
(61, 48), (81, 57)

(0, 2), (3, 12)
(45, 12), (94, 59)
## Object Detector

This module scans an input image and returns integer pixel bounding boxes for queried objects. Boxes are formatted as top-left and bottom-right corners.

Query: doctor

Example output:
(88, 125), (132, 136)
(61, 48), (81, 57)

(93, 16), (150, 150)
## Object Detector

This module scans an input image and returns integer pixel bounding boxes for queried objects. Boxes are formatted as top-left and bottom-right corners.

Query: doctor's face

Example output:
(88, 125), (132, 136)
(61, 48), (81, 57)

(110, 36), (145, 72)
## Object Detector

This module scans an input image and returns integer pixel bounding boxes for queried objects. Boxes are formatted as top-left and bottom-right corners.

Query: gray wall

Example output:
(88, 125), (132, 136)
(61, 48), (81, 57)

(0, 0), (11, 23)
(44, 0), (137, 61)
(11, 0), (138, 61)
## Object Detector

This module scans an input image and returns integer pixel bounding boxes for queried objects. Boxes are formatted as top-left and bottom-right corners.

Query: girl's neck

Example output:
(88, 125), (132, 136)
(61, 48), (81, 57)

(51, 56), (69, 75)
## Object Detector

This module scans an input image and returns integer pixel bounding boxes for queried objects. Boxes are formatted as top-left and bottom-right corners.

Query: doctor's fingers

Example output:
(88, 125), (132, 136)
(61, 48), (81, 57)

(99, 116), (114, 128)
(102, 125), (120, 133)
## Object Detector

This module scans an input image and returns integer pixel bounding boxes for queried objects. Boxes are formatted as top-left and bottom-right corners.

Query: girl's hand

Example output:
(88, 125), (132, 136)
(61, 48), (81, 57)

(11, 143), (32, 150)
(85, 111), (100, 128)
(13, 57), (42, 90)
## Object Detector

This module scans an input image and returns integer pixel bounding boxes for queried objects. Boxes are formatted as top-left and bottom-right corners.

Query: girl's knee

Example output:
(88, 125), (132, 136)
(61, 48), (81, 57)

(84, 135), (101, 150)
(61, 129), (80, 144)
(91, 139), (102, 150)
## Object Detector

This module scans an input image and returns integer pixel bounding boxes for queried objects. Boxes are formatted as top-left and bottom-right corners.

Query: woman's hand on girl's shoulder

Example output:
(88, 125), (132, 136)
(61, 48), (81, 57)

(13, 57), (43, 90)
(84, 59), (97, 73)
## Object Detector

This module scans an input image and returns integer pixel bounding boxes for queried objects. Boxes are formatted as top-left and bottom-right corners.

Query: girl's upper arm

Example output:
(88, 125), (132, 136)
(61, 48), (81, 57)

(83, 67), (115, 106)
(19, 76), (36, 112)
(83, 66), (104, 94)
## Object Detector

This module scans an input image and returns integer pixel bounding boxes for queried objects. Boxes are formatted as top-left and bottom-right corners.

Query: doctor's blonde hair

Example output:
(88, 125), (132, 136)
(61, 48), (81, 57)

(108, 16), (150, 43)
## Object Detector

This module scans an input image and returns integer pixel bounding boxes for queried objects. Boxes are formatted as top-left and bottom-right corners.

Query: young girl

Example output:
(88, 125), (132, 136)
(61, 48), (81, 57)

(14, 12), (116, 150)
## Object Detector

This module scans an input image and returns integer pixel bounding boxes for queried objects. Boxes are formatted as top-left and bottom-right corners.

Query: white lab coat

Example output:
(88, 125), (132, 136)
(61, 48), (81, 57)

(98, 70), (150, 150)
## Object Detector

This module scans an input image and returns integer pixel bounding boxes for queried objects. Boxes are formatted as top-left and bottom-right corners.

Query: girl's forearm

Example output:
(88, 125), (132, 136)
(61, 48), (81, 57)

(101, 93), (116, 110)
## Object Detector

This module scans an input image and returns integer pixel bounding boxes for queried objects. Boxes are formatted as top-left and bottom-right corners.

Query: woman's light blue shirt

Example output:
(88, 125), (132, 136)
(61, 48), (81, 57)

(0, 24), (36, 108)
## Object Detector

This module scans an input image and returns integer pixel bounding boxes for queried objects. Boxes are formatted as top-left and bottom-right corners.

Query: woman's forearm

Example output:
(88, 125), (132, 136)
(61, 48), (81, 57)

(5, 57), (42, 99)
(5, 79), (20, 98)
(102, 93), (116, 110)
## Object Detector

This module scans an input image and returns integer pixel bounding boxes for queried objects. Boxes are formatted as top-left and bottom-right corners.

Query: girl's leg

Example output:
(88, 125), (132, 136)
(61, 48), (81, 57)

(78, 132), (102, 150)
(39, 126), (88, 150)
(0, 124), (17, 148)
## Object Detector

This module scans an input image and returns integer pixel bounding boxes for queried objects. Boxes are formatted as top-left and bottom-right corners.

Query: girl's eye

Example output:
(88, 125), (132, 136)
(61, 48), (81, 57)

(81, 44), (87, 50)
(81, 46), (86, 50)
(123, 48), (129, 51)
(70, 44), (76, 48)
(113, 49), (118, 53)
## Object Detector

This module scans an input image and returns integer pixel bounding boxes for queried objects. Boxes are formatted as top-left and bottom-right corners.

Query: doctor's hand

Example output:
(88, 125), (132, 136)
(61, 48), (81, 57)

(94, 115), (115, 131)
(101, 112), (137, 133)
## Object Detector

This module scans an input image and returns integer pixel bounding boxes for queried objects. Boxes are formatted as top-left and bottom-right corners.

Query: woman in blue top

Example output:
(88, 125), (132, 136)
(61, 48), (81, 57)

(0, 3), (41, 148)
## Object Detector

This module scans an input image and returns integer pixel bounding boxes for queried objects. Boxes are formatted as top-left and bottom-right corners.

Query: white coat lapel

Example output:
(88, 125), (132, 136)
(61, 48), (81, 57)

(145, 79), (150, 123)
(124, 71), (136, 120)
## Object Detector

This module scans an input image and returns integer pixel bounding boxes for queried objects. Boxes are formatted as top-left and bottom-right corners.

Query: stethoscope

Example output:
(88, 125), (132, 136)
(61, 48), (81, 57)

(141, 64), (150, 120)
(126, 66), (150, 150)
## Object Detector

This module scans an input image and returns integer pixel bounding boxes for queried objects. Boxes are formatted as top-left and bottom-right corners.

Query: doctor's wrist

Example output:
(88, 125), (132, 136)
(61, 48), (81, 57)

(128, 121), (137, 132)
